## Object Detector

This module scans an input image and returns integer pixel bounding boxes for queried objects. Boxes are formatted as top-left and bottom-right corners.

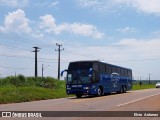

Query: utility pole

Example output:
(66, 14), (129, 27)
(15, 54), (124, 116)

(42, 64), (49, 77)
(32, 47), (40, 77)
(149, 74), (151, 84)
(55, 43), (64, 80)
(42, 64), (44, 78)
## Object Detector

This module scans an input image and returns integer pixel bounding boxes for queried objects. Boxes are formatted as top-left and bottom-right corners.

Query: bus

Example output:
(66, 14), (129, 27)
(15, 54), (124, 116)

(61, 60), (132, 98)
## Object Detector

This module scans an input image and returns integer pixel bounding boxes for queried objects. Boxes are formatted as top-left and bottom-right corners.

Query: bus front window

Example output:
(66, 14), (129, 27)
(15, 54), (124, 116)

(67, 70), (91, 84)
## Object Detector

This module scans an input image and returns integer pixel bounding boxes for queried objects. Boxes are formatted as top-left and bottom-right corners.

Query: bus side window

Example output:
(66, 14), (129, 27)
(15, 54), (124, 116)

(106, 65), (111, 74)
(125, 69), (128, 77)
(92, 72), (96, 82)
(112, 67), (116, 73)
(99, 63), (105, 73)
(127, 70), (129, 77)
(121, 69), (125, 76)
(128, 70), (132, 77)
(93, 62), (99, 71)
(92, 71), (99, 83)
(117, 67), (120, 75)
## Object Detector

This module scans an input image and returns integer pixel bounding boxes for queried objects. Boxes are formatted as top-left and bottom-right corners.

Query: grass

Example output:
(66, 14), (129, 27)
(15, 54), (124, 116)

(0, 75), (69, 104)
(132, 83), (155, 90)
(0, 86), (68, 104)
(0, 75), (157, 104)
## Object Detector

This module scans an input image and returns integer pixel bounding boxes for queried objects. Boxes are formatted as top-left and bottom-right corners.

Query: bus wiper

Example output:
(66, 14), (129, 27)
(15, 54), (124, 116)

(74, 76), (83, 84)
(78, 77), (83, 84)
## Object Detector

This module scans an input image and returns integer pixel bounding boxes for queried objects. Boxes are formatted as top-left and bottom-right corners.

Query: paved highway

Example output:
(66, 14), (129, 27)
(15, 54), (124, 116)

(0, 88), (160, 120)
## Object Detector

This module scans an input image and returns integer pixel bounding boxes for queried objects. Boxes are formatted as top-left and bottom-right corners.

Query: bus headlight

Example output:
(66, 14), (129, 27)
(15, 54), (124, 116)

(66, 85), (71, 90)
(83, 87), (90, 90)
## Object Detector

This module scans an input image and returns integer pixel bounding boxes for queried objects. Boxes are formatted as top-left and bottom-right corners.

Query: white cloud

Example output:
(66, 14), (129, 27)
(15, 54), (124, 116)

(62, 37), (160, 79)
(63, 37), (160, 62)
(0, 0), (28, 7)
(33, 1), (59, 8)
(117, 27), (135, 33)
(78, 0), (101, 8)
(113, 38), (160, 59)
(115, 0), (160, 15)
(77, 0), (115, 11)
(39, 14), (105, 39)
(0, 10), (104, 39)
(50, 1), (59, 7)
(0, 9), (32, 34)
(77, 0), (160, 15)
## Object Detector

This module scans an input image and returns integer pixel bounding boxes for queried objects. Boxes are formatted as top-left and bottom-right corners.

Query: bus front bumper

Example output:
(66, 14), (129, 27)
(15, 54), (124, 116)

(66, 85), (97, 95)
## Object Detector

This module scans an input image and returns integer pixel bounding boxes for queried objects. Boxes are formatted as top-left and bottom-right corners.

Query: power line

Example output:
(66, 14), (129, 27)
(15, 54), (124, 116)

(67, 51), (97, 59)
(1, 52), (160, 63)
(0, 54), (58, 61)
(1, 31), (159, 50)
(0, 61), (35, 76)
(61, 42), (156, 47)
(108, 57), (160, 62)
(0, 32), (45, 46)
(0, 54), (33, 59)
(0, 66), (34, 70)
(0, 43), (31, 51)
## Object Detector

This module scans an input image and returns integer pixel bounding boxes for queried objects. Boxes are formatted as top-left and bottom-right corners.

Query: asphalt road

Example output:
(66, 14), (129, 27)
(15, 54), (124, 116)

(0, 88), (160, 120)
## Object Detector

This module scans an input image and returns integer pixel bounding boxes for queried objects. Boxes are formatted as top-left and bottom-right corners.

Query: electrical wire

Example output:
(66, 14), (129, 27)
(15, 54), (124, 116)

(0, 54), (58, 61)
(0, 66), (34, 70)
(0, 43), (31, 51)
(107, 57), (160, 62)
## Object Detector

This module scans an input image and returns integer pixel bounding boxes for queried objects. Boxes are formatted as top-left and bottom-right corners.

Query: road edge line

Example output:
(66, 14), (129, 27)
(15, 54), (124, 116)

(117, 92), (160, 107)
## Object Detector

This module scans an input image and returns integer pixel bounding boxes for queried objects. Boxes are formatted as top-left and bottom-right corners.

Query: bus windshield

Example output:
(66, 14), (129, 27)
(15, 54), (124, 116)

(67, 70), (91, 84)
(67, 62), (92, 84)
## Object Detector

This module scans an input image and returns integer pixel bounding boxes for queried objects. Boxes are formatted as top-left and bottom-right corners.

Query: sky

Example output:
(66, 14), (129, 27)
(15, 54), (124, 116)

(0, 0), (160, 80)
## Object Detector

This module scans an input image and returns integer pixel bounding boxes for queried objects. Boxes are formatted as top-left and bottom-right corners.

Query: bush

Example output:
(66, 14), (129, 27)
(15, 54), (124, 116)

(0, 75), (62, 89)
(9, 75), (26, 87)
(0, 76), (67, 104)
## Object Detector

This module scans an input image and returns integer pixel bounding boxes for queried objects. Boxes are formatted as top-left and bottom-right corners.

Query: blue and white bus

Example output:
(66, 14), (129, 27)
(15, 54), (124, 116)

(62, 60), (132, 98)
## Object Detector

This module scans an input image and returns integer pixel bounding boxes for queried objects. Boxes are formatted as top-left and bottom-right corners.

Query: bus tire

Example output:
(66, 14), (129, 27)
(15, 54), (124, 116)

(76, 94), (82, 98)
(123, 86), (126, 93)
(117, 86), (123, 94)
(97, 87), (102, 96)
(121, 86), (124, 93)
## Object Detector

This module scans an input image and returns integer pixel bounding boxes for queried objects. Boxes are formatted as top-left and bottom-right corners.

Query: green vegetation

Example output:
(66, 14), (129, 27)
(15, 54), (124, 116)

(132, 81), (156, 90)
(0, 75), (157, 104)
(0, 75), (68, 104)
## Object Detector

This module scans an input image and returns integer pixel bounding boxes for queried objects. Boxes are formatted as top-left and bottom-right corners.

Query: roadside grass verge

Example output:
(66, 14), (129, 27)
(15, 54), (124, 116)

(0, 75), (157, 104)
(0, 86), (67, 104)
(0, 75), (69, 104)
(132, 84), (155, 90)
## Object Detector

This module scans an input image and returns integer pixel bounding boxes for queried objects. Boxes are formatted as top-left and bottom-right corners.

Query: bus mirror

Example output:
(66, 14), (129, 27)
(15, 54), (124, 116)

(89, 68), (93, 77)
(61, 69), (68, 77)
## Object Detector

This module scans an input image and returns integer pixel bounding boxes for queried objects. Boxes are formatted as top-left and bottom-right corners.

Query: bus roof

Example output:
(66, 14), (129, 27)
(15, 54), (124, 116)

(69, 60), (132, 70)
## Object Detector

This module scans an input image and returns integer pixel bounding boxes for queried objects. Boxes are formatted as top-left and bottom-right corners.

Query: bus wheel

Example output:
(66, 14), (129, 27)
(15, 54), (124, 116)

(117, 86), (123, 94)
(76, 94), (82, 98)
(97, 87), (102, 96)
(123, 86), (126, 93)
(120, 86), (124, 93)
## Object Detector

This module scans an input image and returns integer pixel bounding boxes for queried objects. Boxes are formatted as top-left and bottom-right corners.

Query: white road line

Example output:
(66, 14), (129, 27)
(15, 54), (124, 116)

(117, 92), (160, 107)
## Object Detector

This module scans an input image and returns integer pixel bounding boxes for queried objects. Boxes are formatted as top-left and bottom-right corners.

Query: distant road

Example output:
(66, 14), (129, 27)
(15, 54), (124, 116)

(0, 88), (160, 120)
